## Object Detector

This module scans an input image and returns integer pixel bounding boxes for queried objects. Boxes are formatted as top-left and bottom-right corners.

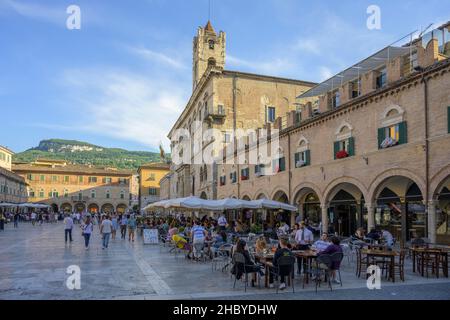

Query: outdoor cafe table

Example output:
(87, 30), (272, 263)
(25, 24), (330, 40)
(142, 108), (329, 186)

(295, 250), (318, 284)
(362, 249), (399, 282)
(410, 247), (449, 278)
(255, 250), (313, 288)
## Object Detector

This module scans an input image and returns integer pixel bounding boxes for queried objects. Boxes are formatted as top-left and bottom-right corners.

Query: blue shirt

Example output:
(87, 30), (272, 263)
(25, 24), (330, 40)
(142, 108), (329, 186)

(192, 225), (205, 240)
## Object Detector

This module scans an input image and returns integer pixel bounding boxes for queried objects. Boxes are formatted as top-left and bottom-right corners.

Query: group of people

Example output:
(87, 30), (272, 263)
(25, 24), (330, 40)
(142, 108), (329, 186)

(351, 226), (395, 249)
(63, 212), (138, 250)
(231, 230), (344, 290)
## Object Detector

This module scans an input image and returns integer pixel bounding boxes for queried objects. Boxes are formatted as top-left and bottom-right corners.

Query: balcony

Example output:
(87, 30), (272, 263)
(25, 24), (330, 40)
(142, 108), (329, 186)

(204, 106), (226, 122)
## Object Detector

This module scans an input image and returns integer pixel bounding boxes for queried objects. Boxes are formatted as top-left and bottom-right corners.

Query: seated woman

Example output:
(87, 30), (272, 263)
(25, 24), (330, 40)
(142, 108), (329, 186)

(255, 236), (268, 255)
(167, 222), (179, 241)
(231, 240), (264, 281)
(316, 236), (343, 284)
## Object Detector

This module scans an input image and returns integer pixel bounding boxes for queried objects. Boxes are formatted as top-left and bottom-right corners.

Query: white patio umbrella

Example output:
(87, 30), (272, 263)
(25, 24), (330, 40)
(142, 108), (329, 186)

(247, 199), (297, 211)
(164, 196), (205, 209)
(202, 198), (247, 211)
(0, 203), (16, 208)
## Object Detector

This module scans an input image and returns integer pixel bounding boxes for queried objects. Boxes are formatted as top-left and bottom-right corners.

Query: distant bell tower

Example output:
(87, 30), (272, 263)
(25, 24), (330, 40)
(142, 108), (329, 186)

(192, 20), (226, 91)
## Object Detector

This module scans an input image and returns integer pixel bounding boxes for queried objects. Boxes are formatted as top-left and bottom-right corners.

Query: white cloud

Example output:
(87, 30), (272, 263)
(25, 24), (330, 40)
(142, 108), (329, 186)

(293, 39), (321, 55)
(319, 66), (333, 81)
(2, 0), (65, 25)
(60, 68), (188, 150)
(125, 45), (187, 70)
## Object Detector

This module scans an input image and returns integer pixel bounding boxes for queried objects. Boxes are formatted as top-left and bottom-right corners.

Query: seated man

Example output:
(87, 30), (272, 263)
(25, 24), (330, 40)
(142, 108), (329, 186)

(380, 228), (394, 249)
(313, 232), (330, 253)
(269, 237), (294, 290)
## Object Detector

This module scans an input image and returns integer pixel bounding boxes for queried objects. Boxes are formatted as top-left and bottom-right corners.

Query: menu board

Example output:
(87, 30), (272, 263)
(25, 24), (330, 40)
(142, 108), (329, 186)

(143, 229), (159, 245)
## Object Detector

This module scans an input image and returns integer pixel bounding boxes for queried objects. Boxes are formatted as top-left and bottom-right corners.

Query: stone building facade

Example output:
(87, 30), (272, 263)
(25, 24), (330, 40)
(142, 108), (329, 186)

(167, 21), (316, 201)
(216, 23), (450, 245)
(13, 159), (134, 214)
(0, 145), (28, 204)
(138, 162), (170, 209)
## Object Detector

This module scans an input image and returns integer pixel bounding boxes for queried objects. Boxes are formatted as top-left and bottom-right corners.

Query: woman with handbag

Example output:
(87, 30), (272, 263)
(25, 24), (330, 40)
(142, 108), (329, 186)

(81, 216), (93, 250)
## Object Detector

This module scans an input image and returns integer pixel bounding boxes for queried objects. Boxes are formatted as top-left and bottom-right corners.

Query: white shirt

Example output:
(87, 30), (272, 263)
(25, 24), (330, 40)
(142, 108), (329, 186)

(101, 219), (113, 234)
(64, 217), (73, 230)
(31, 213), (36, 219)
(295, 228), (314, 245)
(218, 216), (227, 226)
(83, 223), (93, 234)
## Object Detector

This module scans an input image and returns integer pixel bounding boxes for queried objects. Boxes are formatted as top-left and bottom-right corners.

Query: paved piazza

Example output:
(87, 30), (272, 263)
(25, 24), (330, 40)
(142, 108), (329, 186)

(0, 222), (449, 300)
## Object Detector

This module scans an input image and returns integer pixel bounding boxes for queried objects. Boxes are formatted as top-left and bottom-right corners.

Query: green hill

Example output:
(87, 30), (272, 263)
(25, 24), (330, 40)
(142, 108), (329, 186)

(14, 139), (169, 170)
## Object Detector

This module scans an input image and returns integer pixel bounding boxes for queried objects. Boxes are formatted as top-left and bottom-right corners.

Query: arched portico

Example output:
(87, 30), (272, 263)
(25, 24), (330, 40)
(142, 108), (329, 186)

(323, 178), (368, 237)
(292, 183), (323, 229)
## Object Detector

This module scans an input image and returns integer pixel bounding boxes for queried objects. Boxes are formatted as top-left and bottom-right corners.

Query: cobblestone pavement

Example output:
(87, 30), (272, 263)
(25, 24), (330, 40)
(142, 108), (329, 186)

(0, 222), (449, 300)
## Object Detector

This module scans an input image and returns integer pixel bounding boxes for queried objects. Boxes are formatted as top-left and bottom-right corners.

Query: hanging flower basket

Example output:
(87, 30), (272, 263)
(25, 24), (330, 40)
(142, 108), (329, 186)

(336, 150), (349, 159)
(241, 176), (249, 181)
(296, 160), (306, 168)
(380, 137), (398, 149)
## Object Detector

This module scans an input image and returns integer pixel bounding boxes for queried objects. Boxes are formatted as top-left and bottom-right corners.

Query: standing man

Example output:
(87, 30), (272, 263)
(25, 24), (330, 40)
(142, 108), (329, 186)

(64, 214), (74, 243)
(100, 215), (113, 249)
(218, 213), (227, 231)
(13, 212), (20, 228)
(127, 214), (137, 242)
(294, 221), (314, 274)
(190, 220), (207, 260)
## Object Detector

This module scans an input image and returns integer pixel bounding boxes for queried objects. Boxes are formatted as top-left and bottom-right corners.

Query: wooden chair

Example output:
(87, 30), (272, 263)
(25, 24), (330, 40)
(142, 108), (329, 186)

(417, 249), (442, 278)
(392, 250), (406, 281)
(355, 247), (371, 278)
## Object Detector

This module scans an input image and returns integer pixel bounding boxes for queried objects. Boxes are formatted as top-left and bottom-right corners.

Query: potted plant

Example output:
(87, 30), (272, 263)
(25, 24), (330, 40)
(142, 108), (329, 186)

(336, 150), (349, 159)
(296, 160), (306, 168)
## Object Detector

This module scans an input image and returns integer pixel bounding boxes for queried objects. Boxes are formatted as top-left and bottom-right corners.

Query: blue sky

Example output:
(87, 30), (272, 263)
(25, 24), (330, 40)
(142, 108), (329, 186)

(1, 0), (449, 153)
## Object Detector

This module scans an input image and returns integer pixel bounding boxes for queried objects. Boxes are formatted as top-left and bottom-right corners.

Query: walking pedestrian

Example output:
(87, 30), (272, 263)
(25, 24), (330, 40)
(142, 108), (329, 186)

(120, 214), (128, 239)
(13, 212), (19, 228)
(111, 214), (118, 240)
(31, 212), (37, 226)
(100, 215), (113, 249)
(0, 212), (5, 231)
(127, 215), (136, 242)
(64, 214), (74, 243)
(81, 216), (93, 250)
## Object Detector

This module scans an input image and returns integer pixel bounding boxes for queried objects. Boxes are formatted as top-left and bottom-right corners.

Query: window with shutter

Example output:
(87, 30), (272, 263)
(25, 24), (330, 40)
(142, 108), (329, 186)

(378, 127), (386, 149)
(333, 141), (340, 160)
(305, 150), (311, 166)
(348, 137), (355, 156)
(448, 107), (450, 134)
(398, 121), (407, 145)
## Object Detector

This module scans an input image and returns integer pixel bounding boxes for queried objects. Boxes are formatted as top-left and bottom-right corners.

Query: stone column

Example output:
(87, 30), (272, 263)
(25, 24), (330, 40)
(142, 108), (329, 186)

(427, 200), (437, 244)
(290, 211), (296, 228)
(400, 198), (407, 247)
(298, 204), (304, 222)
(366, 203), (375, 231)
(321, 203), (329, 235)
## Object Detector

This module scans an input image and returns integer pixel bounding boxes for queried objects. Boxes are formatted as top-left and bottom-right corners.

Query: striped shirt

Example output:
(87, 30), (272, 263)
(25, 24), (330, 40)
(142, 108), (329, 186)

(192, 225), (205, 241)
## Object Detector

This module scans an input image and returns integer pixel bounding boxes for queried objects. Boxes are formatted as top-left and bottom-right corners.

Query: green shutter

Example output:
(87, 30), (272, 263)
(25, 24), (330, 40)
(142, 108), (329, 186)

(333, 141), (340, 160)
(305, 150), (311, 166)
(294, 152), (300, 167)
(378, 127), (386, 149)
(280, 157), (286, 171)
(348, 137), (355, 156)
(447, 107), (450, 134)
(398, 121), (407, 145)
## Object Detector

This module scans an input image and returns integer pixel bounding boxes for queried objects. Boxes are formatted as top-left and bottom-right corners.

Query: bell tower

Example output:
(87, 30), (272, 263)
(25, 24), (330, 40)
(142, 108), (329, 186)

(192, 21), (226, 91)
